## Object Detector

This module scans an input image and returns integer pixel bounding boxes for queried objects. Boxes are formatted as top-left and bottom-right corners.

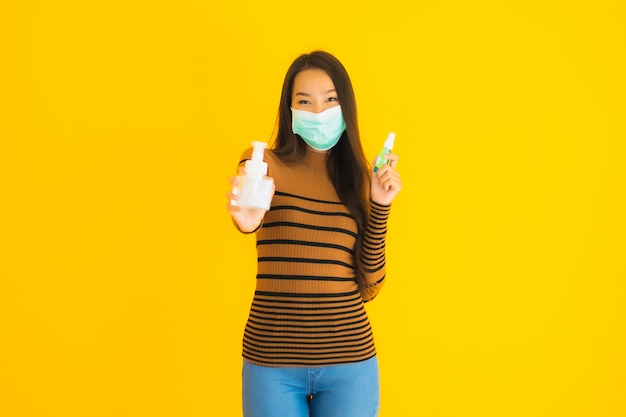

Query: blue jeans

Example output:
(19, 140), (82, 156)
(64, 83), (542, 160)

(242, 356), (380, 417)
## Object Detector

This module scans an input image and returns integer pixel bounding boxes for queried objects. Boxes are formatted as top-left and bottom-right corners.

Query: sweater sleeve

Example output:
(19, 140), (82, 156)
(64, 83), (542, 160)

(359, 200), (391, 302)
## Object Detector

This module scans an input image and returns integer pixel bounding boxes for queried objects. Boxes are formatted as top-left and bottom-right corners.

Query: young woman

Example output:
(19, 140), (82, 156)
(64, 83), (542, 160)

(226, 50), (402, 417)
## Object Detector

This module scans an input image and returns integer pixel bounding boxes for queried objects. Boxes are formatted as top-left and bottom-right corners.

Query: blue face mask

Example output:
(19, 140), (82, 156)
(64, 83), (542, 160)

(291, 105), (346, 151)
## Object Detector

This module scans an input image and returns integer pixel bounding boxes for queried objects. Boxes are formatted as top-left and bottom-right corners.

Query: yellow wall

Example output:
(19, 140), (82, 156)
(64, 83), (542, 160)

(2, 1), (625, 416)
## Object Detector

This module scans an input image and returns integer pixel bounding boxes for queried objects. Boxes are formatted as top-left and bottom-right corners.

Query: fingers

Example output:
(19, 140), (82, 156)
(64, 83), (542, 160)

(371, 151), (400, 193)
(374, 154), (400, 176)
(226, 191), (239, 202)
(372, 155), (402, 197)
(226, 191), (241, 213)
(385, 152), (399, 169)
(374, 162), (402, 192)
(371, 152), (399, 172)
(227, 173), (243, 211)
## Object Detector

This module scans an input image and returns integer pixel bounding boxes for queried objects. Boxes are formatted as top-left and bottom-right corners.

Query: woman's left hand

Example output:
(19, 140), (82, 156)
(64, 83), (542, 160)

(371, 153), (402, 206)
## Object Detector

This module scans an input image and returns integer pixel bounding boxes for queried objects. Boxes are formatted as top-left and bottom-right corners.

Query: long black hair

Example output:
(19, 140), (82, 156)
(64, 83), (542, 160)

(271, 51), (371, 290)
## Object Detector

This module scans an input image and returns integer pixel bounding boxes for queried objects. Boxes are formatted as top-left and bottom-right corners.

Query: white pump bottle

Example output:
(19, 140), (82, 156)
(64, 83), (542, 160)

(232, 141), (274, 210)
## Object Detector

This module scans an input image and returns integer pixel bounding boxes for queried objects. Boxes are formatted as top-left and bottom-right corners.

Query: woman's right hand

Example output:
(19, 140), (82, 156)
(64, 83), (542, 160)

(226, 170), (275, 233)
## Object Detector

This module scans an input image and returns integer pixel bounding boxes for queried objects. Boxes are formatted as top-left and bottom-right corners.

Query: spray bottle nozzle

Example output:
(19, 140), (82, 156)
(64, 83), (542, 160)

(384, 132), (396, 150)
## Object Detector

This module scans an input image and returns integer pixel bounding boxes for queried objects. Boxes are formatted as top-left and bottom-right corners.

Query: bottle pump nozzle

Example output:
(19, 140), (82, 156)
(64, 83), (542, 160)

(245, 141), (268, 177)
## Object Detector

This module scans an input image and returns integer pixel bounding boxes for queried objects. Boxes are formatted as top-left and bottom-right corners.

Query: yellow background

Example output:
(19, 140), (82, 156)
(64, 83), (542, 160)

(2, 0), (625, 416)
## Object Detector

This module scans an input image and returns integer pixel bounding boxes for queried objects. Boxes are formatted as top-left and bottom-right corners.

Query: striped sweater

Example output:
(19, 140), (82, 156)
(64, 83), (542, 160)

(237, 147), (390, 367)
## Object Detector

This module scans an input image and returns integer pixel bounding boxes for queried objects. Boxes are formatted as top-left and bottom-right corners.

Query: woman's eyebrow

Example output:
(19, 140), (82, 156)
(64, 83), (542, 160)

(294, 89), (336, 97)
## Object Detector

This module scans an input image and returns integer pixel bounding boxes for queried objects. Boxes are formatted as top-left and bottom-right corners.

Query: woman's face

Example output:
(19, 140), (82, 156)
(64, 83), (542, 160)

(291, 69), (340, 114)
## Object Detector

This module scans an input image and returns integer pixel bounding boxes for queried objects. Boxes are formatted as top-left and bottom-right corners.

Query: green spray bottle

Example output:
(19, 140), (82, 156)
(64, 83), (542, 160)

(373, 132), (396, 173)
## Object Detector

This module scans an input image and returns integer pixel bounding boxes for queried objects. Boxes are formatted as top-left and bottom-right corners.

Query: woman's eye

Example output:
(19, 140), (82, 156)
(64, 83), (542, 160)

(327, 97), (338, 102)
(298, 100), (311, 104)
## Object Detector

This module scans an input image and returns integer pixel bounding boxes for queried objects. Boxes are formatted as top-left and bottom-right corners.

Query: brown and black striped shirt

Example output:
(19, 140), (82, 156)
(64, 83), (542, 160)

(237, 147), (390, 367)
